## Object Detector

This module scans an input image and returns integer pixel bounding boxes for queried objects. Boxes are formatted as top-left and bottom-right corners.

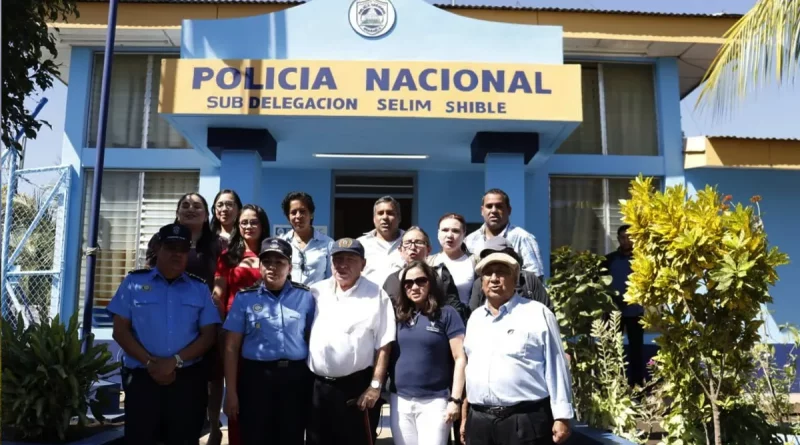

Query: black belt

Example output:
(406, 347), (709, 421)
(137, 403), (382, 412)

(243, 358), (305, 369)
(471, 399), (549, 418)
(314, 367), (373, 385)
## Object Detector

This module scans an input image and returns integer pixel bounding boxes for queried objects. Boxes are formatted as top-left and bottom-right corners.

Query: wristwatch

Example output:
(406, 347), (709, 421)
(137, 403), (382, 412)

(370, 379), (381, 390)
(174, 354), (184, 369)
(448, 396), (463, 405)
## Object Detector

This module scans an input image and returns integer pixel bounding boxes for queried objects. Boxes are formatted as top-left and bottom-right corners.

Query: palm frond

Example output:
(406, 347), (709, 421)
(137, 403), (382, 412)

(696, 0), (800, 120)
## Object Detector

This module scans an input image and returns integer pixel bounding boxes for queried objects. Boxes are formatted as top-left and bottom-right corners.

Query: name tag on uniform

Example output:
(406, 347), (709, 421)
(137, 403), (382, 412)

(426, 321), (441, 333)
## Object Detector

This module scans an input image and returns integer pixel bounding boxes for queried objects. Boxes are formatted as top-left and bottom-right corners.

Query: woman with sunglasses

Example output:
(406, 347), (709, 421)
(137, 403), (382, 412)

(388, 261), (467, 445)
(279, 191), (334, 285)
(383, 227), (469, 322)
(210, 189), (243, 240)
(213, 204), (271, 445)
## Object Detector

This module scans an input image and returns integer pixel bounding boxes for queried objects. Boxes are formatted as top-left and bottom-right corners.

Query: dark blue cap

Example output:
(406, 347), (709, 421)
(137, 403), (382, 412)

(259, 237), (292, 260)
(158, 223), (192, 246)
(331, 237), (365, 258)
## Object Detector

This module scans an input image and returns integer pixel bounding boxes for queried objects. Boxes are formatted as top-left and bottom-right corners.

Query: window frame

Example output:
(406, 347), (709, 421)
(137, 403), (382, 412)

(85, 51), (185, 150)
(549, 174), (663, 254)
(77, 168), (201, 320)
(562, 60), (660, 157)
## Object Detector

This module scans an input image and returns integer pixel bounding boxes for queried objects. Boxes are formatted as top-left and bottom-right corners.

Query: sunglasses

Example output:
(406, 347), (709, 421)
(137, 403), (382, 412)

(402, 277), (429, 289)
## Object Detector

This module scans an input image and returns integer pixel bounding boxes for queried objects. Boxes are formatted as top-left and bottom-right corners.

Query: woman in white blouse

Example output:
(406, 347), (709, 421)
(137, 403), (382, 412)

(428, 213), (476, 308)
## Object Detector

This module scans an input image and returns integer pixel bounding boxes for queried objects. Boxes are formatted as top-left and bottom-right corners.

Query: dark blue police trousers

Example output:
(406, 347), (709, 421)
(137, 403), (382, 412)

(122, 363), (207, 445)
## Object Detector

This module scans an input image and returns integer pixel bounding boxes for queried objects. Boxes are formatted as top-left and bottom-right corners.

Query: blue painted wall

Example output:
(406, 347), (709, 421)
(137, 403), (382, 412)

(686, 168), (800, 330)
(417, 170), (484, 246)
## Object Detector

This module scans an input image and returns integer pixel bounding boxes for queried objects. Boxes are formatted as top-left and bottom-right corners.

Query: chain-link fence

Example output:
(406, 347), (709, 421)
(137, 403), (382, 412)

(1, 148), (70, 330)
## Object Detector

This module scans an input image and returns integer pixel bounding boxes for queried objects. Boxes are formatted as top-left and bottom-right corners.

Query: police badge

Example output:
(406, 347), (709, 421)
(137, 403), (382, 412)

(349, 0), (396, 38)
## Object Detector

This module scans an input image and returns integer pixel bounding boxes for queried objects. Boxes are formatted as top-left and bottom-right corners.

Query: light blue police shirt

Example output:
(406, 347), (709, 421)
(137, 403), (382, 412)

(107, 268), (221, 369)
(463, 295), (575, 420)
(222, 280), (316, 362)
(281, 229), (335, 286)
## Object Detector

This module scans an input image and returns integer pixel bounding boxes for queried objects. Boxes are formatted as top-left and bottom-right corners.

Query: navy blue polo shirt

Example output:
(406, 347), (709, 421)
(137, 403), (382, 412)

(389, 305), (465, 398)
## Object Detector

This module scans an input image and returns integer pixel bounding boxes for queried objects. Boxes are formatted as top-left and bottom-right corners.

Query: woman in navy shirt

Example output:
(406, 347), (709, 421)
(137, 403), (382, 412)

(389, 260), (467, 445)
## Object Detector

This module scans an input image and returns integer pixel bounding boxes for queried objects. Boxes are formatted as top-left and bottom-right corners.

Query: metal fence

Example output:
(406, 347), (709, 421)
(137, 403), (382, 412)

(1, 148), (70, 330)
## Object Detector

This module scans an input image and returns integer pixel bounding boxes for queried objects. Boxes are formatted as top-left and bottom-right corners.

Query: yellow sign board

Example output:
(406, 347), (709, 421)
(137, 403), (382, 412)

(159, 59), (582, 122)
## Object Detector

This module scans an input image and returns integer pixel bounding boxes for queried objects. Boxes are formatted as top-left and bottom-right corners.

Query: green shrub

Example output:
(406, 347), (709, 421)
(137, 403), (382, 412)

(1, 312), (120, 442)
(620, 176), (789, 445)
(548, 247), (644, 442)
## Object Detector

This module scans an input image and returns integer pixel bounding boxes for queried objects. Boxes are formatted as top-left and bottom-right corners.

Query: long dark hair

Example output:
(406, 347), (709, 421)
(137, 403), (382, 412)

(210, 189), (243, 234)
(395, 261), (443, 324)
(222, 204), (271, 267)
(174, 193), (215, 253)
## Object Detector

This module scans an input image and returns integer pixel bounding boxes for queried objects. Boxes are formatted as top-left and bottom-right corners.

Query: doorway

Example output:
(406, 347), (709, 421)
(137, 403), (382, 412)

(333, 173), (416, 240)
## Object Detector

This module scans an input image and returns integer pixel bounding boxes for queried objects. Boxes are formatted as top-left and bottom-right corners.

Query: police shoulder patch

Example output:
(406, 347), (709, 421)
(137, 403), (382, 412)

(291, 281), (310, 291)
(127, 268), (151, 275)
(185, 272), (206, 284)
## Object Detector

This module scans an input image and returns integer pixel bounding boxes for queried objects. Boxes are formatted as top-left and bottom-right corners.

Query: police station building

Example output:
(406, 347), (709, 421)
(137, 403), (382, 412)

(51, 0), (800, 339)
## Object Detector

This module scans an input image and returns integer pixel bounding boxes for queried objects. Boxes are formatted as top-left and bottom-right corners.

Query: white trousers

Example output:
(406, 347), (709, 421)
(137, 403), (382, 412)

(390, 392), (451, 445)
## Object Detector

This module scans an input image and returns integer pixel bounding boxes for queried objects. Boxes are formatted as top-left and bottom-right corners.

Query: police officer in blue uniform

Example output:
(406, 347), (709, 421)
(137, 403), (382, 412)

(222, 237), (316, 445)
(108, 223), (221, 445)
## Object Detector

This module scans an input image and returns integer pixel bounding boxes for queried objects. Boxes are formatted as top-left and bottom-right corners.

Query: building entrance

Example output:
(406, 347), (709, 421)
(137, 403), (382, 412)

(333, 173), (415, 240)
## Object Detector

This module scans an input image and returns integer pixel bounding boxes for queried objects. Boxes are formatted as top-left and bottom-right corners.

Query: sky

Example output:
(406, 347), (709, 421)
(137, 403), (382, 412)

(14, 79), (68, 195)
(681, 78), (800, 140)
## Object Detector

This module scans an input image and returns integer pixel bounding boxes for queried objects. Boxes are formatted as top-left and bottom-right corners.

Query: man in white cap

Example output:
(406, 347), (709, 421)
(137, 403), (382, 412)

(461, 249), (573, 445)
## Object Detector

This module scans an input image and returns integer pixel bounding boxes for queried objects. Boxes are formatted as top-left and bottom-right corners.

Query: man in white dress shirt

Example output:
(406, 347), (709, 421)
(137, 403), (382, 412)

(461, 250), (573, 445)
(357, 196), (405, 286)
(306, 237), (396, 445)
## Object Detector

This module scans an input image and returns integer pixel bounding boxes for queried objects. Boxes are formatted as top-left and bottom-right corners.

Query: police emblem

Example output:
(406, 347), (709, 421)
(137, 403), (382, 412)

(173, 226), (180, 234)
(253, 304), (263, 312)
(348, 0), (396, 38)
(142, 285), (151, 291)
(338, 238), (354, 248)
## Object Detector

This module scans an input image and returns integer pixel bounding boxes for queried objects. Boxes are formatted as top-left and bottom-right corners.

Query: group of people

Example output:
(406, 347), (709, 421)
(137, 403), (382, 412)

(108, 187), (638, 445)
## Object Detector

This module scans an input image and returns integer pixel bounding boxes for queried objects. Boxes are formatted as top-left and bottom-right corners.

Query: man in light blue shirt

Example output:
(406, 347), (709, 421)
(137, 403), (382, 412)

(465, 189), (545, 278)
(108, 223), (221, 445)
(462, 249), (573, 445)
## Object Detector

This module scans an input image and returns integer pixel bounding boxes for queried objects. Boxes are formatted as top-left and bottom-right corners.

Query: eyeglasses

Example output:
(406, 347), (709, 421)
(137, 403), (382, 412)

(239, 219), (260, 228)
(402, 277), (429, 289)
(215, 201), (236, 209)
(298, 250), (307, 273)
(402, 240), (427, 248)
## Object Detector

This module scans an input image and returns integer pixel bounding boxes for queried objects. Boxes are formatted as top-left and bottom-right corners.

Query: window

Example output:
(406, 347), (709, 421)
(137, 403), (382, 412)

(557, 63), (658, 156)
(87, 53), (190, 149)
(77, 170), (200, 325)
(549, 176), (661, 256)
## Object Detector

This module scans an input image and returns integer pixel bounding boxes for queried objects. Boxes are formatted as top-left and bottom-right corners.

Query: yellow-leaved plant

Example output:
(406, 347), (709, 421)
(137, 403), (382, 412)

(620, 176), (789, 445)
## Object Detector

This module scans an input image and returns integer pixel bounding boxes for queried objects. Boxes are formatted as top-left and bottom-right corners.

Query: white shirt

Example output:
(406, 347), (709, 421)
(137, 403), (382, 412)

(357, 229), (405, 286)
(307, 276), (397, 378)
(440, 254), (475, 305)
(464, 295), (574, 420)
